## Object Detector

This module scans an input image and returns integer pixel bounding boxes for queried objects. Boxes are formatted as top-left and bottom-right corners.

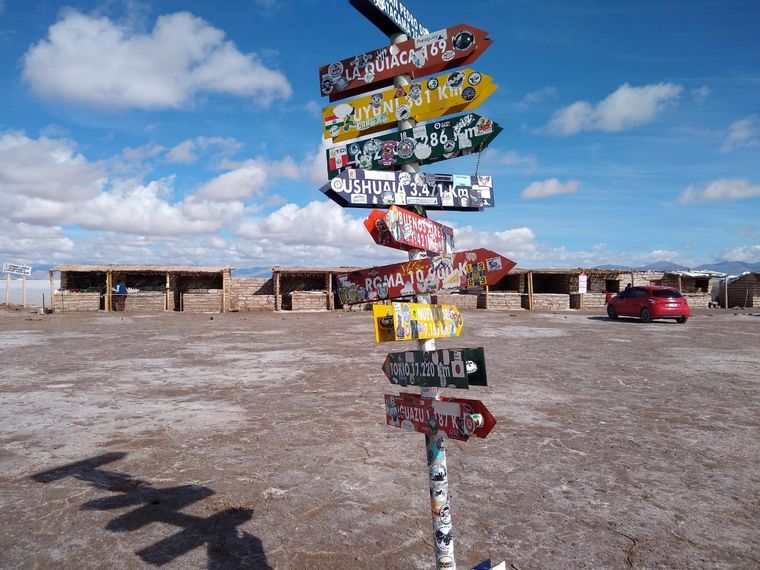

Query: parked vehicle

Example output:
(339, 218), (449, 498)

(607, 286), (690, 323)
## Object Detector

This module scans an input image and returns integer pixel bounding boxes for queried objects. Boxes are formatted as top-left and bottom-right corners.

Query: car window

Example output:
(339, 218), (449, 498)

(653, 289), (682, 298)
(631, 288), (647, 297)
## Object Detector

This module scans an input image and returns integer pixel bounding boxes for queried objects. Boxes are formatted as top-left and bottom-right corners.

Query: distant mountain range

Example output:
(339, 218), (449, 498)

(594, 261), (760, 275)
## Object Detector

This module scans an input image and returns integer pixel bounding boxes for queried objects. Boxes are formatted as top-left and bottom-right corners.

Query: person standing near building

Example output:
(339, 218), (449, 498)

(115, 277), (127, 311)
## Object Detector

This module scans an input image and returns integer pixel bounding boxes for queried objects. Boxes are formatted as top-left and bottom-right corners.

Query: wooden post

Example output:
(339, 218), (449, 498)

(326, 272), (334, 311)
(630, 271), (635, 288)
(106, 272), (113, 312)
(725, 278), (729, 309)
(165, 272), (170, 311)
(527, 271), (534, 310)
(678, 275), (682, 293)
(22, 276), (26, 308)
(4, 273), (9, 305)
(484, 285), (489, 310)
(274, 270), (281, 311)
(49, 271), (54, 312)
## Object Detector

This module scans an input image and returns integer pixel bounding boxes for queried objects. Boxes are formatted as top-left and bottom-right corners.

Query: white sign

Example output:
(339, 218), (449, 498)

(2, 262), (32, 276)
(578, 273), (588, 294)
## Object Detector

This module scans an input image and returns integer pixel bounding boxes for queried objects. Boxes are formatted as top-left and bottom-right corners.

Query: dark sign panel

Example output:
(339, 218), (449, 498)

(385, 392), (496, 440)
(319, 24), (492, 101)
(349, 0), (429, 39)
(326, 113), (502, 179)
(382, 347), (488, 389)
(320, 169), (495, 211)
(335, 248), (517, 305)
(364, 206), (455, 255)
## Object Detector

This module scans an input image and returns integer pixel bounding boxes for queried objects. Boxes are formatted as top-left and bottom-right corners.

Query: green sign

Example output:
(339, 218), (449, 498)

(382, 348), (488, 389)
(326, 113), (502, 179)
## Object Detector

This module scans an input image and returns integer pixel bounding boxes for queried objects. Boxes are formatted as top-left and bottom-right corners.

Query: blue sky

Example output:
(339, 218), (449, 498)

(0, 0), (758, 271)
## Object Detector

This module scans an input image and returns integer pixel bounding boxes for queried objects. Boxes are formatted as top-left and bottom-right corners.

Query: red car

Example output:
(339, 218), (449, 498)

(607, 286), (690, 323)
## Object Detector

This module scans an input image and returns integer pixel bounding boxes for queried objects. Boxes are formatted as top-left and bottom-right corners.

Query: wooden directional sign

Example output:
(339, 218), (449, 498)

(323, 69), (497, 142)
(326, 113), (502, 179)
(382, 347), (487, 389)
(373, 302), (463, 343)
(335, 249), (516, 305)
(319, 24), (492, 101)
(364, 206), (454, 255)
(384, 392), (496, 441)
(320, 169), (495, 211)
(349, 0), (429, 39)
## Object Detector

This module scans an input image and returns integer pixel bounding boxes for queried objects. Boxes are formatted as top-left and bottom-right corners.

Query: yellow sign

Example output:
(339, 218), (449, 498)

(373, 302), (464, 343)
(323, 69), (497, 142)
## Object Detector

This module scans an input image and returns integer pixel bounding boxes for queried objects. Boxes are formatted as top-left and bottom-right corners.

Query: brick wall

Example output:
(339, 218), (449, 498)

(290, 291), (328, 311)
(570, 293), (607, 309)
(229, 277), (275, 312)
(183, 290), (223, 313)
(530, 293), (570, 311)
(723, 273), (759, 308)
(124, 292), (165, 312)
(54, 292), (100, 312)
(481, 292), (522, 310)
(431, 293), (478, 309)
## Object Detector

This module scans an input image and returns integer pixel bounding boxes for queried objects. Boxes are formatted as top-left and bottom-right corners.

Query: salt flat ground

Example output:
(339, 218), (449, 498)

(0, 307), (758, 569)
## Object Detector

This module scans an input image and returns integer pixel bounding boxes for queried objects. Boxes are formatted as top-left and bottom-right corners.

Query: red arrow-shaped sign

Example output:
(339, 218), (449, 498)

(319, 24), (492, 101)
(385, 392), (497, 441)
(336, 248), (516, 305)
(364, 206), (455, 255)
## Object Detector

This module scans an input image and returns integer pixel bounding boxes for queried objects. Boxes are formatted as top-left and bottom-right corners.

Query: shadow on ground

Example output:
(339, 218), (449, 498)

(31, 452), (271, 569)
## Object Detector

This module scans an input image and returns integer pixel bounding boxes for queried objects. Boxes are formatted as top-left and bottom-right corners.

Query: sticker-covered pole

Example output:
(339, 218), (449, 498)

(390, 31), (456, 570)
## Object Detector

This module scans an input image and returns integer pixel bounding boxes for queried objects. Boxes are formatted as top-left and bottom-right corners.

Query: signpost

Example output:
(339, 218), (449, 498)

(384, 392), (496, 440)
(372, 302), (463, 343)
(319, 24), (492, 101)
(2, 262), (32, 308)
(318, 3), (511, 567)
(335, 248), (516, 305)
(326, 112), (503, 179)
(322, 69), (497, 142)
(320, 169), (495, 211)
(382, 347), (487, 389)
(364, 205), (455, 254)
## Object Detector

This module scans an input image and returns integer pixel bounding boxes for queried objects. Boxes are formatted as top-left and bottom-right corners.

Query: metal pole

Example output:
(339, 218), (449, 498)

(389, 31), (455, 570)
(4, 273), (9, 305)
(22, 276), (26, 308)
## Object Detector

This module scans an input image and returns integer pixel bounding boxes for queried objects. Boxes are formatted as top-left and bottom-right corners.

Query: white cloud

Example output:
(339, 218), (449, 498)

(451, 225), (612, 267)
(22, 10), (292, 110)
(166, 136), (243, 164)
(521, 178), (580, 199)
(721, 115), (760, 152)
(679, 178), (760, 203)
(516, 87), (558, 110)
(647, 249), (679, 262)
(0, 131), (107, 202)
(483, 149), (538, 174)
(720, 245), (760, 264)
(0, 220), (75, 259)
(547, 82), (683, 135)
(194, 157), (300, 201)
(691, 86), (711, 104)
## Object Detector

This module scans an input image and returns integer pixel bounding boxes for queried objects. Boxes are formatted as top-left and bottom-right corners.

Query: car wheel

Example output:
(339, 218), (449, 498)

(607, 305), (618, 320)
(676, 316), (688, 324)
(640, 307), (652, 323)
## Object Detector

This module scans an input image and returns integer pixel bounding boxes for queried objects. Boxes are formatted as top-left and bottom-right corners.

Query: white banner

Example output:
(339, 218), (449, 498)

(2, 262), (32, 276)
